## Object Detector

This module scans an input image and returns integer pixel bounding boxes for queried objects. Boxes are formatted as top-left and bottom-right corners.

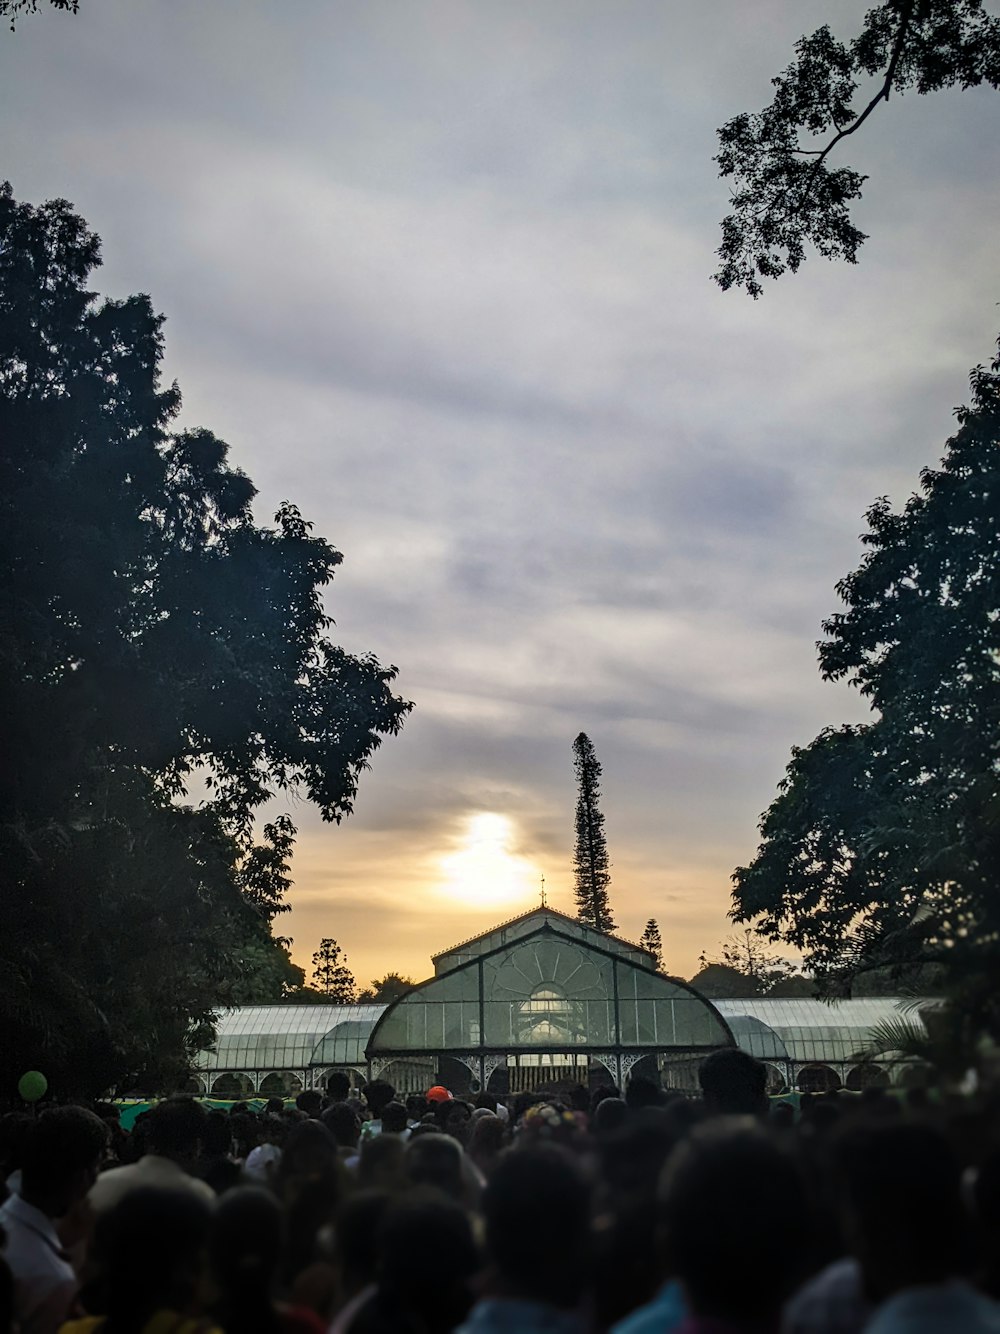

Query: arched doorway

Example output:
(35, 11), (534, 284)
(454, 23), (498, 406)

(796, 1064), (842, 1094)
(258, 1070), (303, 1097)
(211, 1072), (254, 1098)
(846, 1063), (890, 1091)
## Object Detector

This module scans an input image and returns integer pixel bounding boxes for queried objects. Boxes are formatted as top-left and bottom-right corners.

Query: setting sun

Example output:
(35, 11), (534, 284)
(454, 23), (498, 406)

(437, 812), (540, 909)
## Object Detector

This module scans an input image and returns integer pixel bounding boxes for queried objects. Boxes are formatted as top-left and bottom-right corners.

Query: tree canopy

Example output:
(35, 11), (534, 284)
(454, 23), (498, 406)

(356, 973), (417, 1004)
(715, 1), (1000, 297)
(0, 183), (412, 1096)
(311, 939), (357, 1003)
(732, 337), (1000, 1037)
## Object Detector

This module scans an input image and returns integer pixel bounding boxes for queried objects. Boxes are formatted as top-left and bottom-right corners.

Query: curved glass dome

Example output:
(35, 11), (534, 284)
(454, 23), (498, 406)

(368, 921), (732, 1057)
(711, 998), (926, 1064)
(193, 1004), (387, 1075)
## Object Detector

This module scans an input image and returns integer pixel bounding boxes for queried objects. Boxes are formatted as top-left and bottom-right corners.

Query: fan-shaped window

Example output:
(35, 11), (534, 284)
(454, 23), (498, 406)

(521, 987), (572, 1014)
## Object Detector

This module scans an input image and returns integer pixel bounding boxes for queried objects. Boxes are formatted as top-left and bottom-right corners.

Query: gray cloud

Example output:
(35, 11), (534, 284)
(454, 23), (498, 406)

(4, 0), (997, 981)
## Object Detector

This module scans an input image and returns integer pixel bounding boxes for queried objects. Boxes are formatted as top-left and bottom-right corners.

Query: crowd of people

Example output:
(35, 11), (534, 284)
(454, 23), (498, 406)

(3, 1050), (1000, 1334)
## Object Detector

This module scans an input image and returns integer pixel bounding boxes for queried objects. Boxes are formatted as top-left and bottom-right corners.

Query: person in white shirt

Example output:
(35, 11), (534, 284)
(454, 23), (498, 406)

(89, 1097), (215, 1214)
(0, 1106), (107, 1334)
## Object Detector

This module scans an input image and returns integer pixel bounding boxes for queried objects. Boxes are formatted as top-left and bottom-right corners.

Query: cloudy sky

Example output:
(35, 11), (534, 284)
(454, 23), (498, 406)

(4, 0), (998, 987)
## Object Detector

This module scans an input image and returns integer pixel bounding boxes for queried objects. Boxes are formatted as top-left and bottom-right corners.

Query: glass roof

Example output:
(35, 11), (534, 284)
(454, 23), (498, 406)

(712, 998), (928, 1065)
(432, 907), (654, 974)
(193, 1004), (386, 1072)
(371, 923), (732, 1055)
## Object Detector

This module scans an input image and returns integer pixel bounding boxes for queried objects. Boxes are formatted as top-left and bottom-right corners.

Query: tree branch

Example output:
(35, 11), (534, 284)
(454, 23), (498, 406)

(792, 0), (916, 218)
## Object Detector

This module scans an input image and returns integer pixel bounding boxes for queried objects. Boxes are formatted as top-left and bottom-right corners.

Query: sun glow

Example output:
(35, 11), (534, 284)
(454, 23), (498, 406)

(437, 812), (539, 908)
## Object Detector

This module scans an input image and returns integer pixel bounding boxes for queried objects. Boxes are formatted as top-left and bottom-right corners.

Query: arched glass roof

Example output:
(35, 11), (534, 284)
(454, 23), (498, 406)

(369, 922), (732, 1056)
(193, 1004), (386, 1073)
(712, 998), (927, 1065)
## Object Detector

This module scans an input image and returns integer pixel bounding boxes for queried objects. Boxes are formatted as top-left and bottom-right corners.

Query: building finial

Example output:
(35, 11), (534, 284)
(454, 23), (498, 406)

(540, 873), (547, 907)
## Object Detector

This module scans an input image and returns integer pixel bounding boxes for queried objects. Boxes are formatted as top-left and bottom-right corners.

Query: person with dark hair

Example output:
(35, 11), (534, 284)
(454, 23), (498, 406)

(658, 1119), (808, 1332)
(624, 1076), (662, 1111)
(0, 1107), (107, 1334)
(264, 1098), (286, 1117)
(404, 1134), (467, 1205)
(349, 1190), (479, 1334)
(836, 1121), (999, 1333)
(198, 1111), (241, 1196)
(360, 1083), (396, 1141)
(275, 1122), (345, 1298)
(591, 1098), (629, 1139)
(458, 1145), (590, 1334)
(698, 1048), (768, 1117)
(467, 1115), (506, 1181)
(295, 1091), (324, 1120)
(379, 1103), (409, 1139)
(209, 1186), (325, 1334)
(321, 1104), (361, 1160)
(326, 1073), (351, 1104)
(62, 1186), (218, 1334)
(89, 1099), (214, 1213)
(405, 1095), (428, 1125)
(328, 1191), (391, 1334)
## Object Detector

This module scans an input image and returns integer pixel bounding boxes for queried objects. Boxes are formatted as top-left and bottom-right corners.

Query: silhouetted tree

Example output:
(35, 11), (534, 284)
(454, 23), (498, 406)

(311, 939), (357, 1002)
(0, 183), (411, 1094)
(640, 919), (663, 970)
(732, 336), (1000, 1047)
(572, 733), (616, 933)
(356, 973), (416, 1003)
(715, 2), (1000, 296)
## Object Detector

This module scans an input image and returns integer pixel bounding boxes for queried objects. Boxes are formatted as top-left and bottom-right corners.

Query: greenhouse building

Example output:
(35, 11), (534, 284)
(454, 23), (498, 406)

(191, 907), (927, 1097)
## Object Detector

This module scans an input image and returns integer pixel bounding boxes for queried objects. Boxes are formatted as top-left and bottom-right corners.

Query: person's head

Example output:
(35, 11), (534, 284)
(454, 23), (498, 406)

(425, 1085), (452, 1107)
(835, 1119), (970, 1301)
(467, 1114), (506, 1177)
(380, 1102), (409, 1136)
(483, 1145), (590, 1307)
(263, 1097), (285, 1116)
(97, 1187), (212, 1333)
(258, 1114), (287, 1148)
(590, 1084), (620, 1112)
(591, 1097), (629, 1138)
(474, 1092), (498, 1113)
(321, 1102), (361, 1150)
(698, 1048), (768, 1117)
(336, 1189), (392, 1296)
(145, 1097), (208, 1162)
(659, 1119), (808, 1325)
(436, 1098), (473, 1143)
(277, 1119), (339, 1183)
(358, 1134), (407, 1191)
(326, 1071), (351, 1103)
(364, 1080), (396, 1119)
(229, 1110), (259, 1159)
(295, 1089), (324, 1119)
(624, 1076), (663, 1110)
(20, 1106), (108, 1215)
(405, 1133), (465, 1203)
(201, 1110), (233, 1159)
(405, 1094), (428, 1123)
(209, 1186), (283, 1333)
(356, 1190), (478, 1334)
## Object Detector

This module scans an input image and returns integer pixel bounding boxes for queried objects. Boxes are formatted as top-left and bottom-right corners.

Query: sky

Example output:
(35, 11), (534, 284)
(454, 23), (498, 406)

(3, 0), (998, 987)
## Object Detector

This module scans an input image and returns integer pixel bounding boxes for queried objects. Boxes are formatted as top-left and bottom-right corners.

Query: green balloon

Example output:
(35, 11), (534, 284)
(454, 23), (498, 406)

(18, 1070), (47, 1103)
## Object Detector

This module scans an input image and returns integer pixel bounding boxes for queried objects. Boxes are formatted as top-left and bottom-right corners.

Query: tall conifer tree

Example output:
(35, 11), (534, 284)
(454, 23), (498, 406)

(640, 918), (663, 970)
(572, 732), (616, 933)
